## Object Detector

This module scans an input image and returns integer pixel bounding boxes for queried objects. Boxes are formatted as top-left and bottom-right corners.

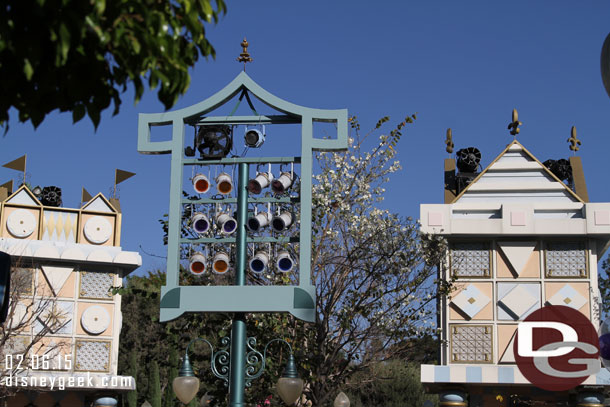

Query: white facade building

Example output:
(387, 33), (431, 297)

(420, 139), (610, 406)
(1, 185), (140, 407)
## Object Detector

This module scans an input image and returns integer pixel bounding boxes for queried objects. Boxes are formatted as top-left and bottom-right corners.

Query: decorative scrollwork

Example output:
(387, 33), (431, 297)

(211, 336), (230, 386)
(183, 336), (295, 389)
(245, 337), (264, 386)
(186, 337), (230, 387)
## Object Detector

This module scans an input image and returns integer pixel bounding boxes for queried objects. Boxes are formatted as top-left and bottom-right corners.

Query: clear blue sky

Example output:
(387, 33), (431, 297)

(2, 2), (610, 274)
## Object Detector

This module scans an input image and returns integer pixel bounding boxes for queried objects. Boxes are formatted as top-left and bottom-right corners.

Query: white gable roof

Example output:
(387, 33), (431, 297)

(454, 140), (583, 204)
(81, 193), (116, 213)
(5, 185), (41, 206)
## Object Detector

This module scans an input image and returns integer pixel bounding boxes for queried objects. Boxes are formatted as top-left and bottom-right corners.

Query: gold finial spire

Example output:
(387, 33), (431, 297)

(507, 108), (522, 138)
(445, 128), (454, 154)
(237, 37), (253, 71)
(567, 125), (581, 153)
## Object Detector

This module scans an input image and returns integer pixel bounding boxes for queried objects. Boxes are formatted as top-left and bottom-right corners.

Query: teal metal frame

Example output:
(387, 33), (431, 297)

(137, 72), (348, 323)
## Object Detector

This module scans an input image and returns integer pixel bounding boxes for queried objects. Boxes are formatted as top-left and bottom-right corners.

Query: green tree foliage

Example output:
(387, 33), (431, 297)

(163, 348), (179, 407)
(0, 0), (226, 129)
(149, 361), (162, 407)
(118, 271), (229, 407)
(127, 351), (139, 407)
(345, 360), (437, 407)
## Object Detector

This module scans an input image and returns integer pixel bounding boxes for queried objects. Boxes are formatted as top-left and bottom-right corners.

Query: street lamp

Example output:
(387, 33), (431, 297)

(334, 392), (350, 407)
(173, 338), (304, 406)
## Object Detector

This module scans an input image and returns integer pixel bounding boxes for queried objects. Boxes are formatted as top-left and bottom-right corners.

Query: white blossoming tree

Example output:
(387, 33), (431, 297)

(293, 115), (448, 406)
(248, 116), (448, 407)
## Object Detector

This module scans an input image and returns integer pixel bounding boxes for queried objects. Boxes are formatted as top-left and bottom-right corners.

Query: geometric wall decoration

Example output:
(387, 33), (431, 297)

(497, 283), (540, 320)
(74, 340), (111, 372)
(9, 302), (28, 329)
(41, 265), (73, 296)
(498, 330), (517, 364)
(79, 272), (115, 300)
(6, 209), (37, 238)
(545, 241), (587, 277)
(451, 284), (491, 319)
(42, 339), (72, 370)
(80, 305), (111, 335)
(450, 325), (492, 363)
(12, 268), (33, 295)
(450, 242), (490, 277)
(42, 210), (77, 243)
(34, 300), (73, 335)
(496, 241), (536, 276)
(2, 336), (30, 362)
(83, 216), (113, 244)
(547, 283), (587, 311)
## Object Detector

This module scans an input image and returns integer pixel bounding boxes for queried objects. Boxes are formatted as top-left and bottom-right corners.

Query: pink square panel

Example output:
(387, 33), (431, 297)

(510, 211), (526, 226)
(428, 212), (443, 226)
(595, 211), (610, 226)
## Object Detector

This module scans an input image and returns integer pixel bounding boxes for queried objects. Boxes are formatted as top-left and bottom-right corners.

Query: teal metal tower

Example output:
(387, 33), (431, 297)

(137, 71), (348, 406)
(138, 72), (347, 322)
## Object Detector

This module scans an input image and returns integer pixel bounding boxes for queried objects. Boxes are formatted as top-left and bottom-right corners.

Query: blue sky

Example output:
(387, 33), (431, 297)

(2, 2), (610, 274)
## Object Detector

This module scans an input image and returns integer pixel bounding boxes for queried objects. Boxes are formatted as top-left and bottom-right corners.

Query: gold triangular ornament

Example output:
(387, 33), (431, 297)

(115, 169), (135, 185)
(2, 155), (26, 172)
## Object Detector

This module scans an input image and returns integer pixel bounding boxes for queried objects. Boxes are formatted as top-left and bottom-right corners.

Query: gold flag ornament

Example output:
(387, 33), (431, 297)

(115, 169), (136, 185)
(81, 187), (93, 203)
(0, 180), (13, 197)
(2, 155), (26, 172)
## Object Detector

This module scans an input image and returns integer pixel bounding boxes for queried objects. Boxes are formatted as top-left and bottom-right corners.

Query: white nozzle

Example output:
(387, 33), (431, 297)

(189, 252), (207, 275)
(193, 174), (210, 194)
(191, 212), (210, 234)
(271, 172), (293, 194)
(272, 212), (294, 232)
(212, 251), (230, 274)
(247, 172), (271, 195)
(249, 251), (270, 273)
(216, 213), (237, 235)
(216, 172), (233, 195)
(247, 212), (272, 232)
(244, 128), (265, 148)
(276, 251), (295, 273)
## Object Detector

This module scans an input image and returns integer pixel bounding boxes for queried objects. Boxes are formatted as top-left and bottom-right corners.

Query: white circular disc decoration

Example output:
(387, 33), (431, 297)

(81, 305), (110, 335)
(84, 216), (112, 244)
(6, 209), (36, 238)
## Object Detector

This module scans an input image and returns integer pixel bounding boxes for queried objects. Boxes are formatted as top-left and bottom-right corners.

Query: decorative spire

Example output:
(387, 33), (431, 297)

(236, 37), (253, 71)
(567, 125), (581, 153)
(445, 128), (454, 154)
(507, 109), (522, 138)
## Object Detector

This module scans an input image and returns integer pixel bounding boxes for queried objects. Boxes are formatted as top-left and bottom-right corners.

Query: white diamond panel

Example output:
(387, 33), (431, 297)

(75, 340), (111, 372)
(451, 284), (490, 319)
(547, 284), (587, 311)
(451, 325), (492, 363)
(498, 285), (538, 319)
(450, 243), (490, 277)
(545, 242), (586, 277)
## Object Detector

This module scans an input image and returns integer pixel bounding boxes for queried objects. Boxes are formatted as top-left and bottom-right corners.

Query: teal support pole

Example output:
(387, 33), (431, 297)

(229, 163), (249, 407)
(229, 313), (246, 407)
(234, 162), (248, 288)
